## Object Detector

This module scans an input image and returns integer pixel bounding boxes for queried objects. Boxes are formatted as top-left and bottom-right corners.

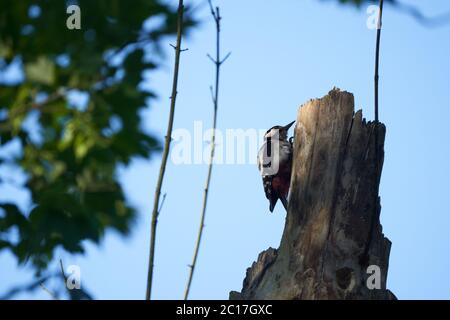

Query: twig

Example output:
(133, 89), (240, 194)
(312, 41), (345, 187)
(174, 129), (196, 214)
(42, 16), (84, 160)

(170, 44), (189, 52)
(184, 0), (229, 300)
(0, 276), (51, 300)
(209, 85), (215, 103)
(58, 259), (72, 298)
(59, 259), (67, 280)
(158, 193), (167, 214)
(361, 0), (384, 266)
(146, 0), (185, 300)
(373, 0), (384, 233)
(31, 90), (66, 110)
(39, 283), (59, 300)
(374, 0), (384, 124)
(220, 52), (232, 65)
(4, 89), (67, 124)
(59, 259), (69, 292)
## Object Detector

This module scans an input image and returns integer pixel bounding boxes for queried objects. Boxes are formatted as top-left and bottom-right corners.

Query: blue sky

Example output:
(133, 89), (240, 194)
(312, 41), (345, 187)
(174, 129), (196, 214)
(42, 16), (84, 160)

(1, 0), (450, 299)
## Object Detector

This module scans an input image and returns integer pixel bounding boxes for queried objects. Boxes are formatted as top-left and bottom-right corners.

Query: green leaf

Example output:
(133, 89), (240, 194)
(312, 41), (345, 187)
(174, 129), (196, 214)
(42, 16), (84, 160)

(25, 56), (56, 85)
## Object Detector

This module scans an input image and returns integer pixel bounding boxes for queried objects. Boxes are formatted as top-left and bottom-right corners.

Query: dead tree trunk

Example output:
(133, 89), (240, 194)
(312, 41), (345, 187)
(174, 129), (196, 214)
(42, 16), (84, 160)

(230, 88), (395, 300)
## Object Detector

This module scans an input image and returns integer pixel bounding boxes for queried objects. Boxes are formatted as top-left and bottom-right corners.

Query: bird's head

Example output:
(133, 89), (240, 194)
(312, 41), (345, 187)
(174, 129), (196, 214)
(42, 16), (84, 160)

(264, 121), (295, 141)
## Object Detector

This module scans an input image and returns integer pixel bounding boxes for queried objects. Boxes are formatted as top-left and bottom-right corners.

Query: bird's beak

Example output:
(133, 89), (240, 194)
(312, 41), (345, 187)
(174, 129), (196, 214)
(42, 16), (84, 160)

(283, 121), (295, 131)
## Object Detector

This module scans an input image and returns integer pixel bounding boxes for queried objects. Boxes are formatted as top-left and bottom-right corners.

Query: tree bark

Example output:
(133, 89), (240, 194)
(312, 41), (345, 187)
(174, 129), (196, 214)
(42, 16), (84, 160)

(230, 88), (395, 300)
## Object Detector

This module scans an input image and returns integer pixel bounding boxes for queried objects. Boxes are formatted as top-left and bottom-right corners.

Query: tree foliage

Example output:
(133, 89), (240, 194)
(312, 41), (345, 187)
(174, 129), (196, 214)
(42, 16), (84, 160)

(0, 0), (195, 275)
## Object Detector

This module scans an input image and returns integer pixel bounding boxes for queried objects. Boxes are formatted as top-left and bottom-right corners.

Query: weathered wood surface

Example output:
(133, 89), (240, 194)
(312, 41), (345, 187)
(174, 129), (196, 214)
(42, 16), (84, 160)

(230, 88), (395, 300)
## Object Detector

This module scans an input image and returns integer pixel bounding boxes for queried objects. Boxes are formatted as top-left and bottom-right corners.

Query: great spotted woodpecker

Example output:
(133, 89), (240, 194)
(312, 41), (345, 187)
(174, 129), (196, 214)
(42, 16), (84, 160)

(257, 121), (295, 212)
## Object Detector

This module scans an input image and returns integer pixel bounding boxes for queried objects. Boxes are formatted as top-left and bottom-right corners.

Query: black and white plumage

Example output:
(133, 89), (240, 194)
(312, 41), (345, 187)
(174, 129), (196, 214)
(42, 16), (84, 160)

(257, 121), (295, 212)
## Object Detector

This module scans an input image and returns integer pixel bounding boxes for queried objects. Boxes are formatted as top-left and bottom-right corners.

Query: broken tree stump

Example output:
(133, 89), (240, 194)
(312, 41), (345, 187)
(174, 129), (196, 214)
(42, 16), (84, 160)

(231, 88), (395, 300)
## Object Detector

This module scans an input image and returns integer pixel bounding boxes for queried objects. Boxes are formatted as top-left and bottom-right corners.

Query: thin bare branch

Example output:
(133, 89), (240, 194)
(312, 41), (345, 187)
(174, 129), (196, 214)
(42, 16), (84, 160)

(361, 0), (384, 266)
(31, 90), (66, 110)
(158, 193), (167, 214)
(59, 259), (67, 281)
(220, 52), (232, 65)
(374, 0), (384, 124)
(184, 0), (230, 300)
(209, 85), (215, 104)
(39, 283), (59, 300)
(170, 44), (189, 52)
(146, 0), (185, 300)
(208, 0), (218, 21)
(207, 53), (217, 64)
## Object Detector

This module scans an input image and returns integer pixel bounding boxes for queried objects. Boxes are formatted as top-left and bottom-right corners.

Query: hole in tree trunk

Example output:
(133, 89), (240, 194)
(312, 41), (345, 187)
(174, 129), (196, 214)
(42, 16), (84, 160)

(336, 267), (354, 290)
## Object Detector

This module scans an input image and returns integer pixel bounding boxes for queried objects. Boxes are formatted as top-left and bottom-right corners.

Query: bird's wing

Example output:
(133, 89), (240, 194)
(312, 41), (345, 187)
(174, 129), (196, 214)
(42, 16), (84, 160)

(262, 175), (272, 199)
